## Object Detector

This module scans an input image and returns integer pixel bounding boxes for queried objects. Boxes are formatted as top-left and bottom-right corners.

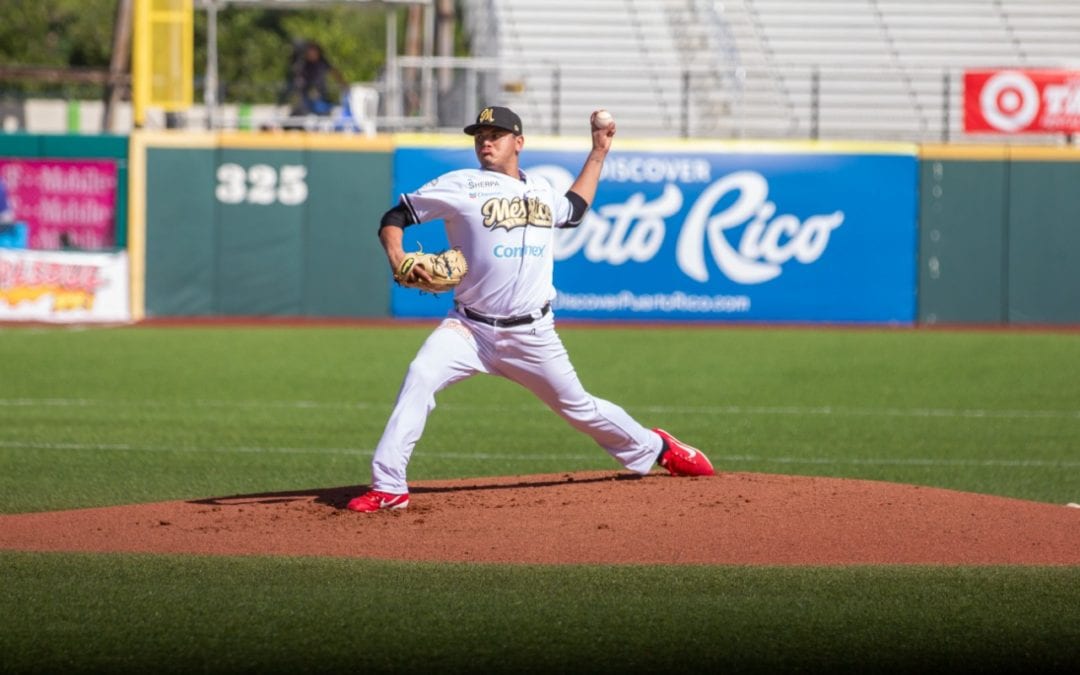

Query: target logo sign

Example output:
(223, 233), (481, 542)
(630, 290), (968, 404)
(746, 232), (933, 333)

(978, 71), (1039, 131)
(965, 69), (1080, 134)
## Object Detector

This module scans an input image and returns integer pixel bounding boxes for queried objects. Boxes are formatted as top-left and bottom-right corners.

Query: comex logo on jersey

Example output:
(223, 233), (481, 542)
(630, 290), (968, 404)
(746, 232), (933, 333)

(493, 244), (546, 258)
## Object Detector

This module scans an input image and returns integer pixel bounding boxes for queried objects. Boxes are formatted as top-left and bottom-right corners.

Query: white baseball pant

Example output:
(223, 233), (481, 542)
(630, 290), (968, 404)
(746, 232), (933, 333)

(370, 309), (663, 494)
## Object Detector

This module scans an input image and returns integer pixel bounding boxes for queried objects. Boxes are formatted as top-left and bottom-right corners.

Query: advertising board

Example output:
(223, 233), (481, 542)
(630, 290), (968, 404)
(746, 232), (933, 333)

(0, 158), (118, 249)
(965, 69), (1080, 134)
(391, 143), (918, 323)
(0, 249), (130, 322)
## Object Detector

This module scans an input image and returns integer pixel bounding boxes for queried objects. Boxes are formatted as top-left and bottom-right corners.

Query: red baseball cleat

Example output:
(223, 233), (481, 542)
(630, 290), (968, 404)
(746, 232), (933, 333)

(347, 490), (410, 512)
(654, 428), (715, 477)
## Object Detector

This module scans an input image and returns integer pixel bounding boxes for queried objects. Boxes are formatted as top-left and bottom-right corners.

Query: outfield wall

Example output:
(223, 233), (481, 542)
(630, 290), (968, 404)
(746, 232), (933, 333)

(120, 133), (1080, 325)
(128, 132), (392, 320)
(919, 145), (1080, 325)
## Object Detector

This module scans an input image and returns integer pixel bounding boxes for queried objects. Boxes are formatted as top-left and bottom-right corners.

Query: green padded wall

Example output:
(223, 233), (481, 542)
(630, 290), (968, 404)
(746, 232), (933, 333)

(142, 140), (392, 318)
(39, 134), (127, 158)
(145, 147), (218, 315)
(1007, 160), (1080, 324)
(918, 157), (1008, 324)
(303, 151), (392, 316)
(0, 135), (42, 156)
(214, 148), (307, 315)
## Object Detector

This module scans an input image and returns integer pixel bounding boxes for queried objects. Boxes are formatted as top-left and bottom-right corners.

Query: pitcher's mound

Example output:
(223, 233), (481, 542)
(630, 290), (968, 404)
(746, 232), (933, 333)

(1, 472), (1077, 565)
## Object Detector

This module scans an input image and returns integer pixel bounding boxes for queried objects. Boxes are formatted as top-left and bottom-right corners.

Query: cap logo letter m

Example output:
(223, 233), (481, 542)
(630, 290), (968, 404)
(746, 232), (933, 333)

(479, 108), (495, 123)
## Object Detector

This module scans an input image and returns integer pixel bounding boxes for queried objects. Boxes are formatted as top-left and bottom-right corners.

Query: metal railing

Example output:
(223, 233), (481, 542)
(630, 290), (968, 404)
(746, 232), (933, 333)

(375, 56), (1076, 144)
(10, 56), (1074, 145)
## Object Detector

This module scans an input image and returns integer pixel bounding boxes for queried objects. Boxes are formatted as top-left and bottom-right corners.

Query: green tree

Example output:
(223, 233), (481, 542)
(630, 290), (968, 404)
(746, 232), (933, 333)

(0, 0), (399, 103)
(195, 5), (398, 103)
(0, 0), (117, 97)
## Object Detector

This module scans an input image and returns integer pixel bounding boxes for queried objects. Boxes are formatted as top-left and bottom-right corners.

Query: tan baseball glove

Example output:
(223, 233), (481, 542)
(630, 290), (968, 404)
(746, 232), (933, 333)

(395, 247), (469, 294)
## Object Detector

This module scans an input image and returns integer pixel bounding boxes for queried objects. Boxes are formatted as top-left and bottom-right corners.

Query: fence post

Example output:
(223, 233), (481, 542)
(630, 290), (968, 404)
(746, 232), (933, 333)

(810, 66), (820, 140)
(465, 66), (478, 128)
(551, 66), (561, 136)
(681, 69), (690, 138)
(942, 70), (951, 143)
(66, 99), (80, 133)
(238, 103), (252, 130)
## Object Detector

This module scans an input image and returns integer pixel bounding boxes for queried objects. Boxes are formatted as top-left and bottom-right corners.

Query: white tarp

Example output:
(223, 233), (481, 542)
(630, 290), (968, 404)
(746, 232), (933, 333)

(0, 249), (131, 323)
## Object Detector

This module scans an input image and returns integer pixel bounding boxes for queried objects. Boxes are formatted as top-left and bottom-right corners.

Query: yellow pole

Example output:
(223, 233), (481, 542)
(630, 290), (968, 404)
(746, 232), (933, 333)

(131, 0), (193, 127)
(132, 0), (148, 126)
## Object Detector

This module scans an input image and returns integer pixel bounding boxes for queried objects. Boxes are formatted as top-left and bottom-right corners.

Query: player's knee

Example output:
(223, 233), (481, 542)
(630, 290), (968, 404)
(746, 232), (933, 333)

(557, 397), (598, 424)
(402, 361), (441, 395)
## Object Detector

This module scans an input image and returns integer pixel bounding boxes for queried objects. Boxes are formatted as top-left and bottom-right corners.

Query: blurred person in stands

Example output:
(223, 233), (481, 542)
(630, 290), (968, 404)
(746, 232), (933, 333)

(282, 40), (347, 118)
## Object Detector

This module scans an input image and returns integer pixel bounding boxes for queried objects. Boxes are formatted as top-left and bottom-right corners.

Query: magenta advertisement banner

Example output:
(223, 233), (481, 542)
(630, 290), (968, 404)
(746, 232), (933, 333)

(0, 158), (118, 250)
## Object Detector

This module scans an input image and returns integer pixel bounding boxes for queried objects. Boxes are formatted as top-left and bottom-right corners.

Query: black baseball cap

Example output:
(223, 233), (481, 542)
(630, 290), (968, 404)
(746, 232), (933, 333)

(464, 106), (523, 136)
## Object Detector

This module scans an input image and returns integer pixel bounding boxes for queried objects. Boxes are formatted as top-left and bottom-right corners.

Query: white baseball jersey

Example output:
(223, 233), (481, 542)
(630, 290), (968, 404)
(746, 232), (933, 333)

(401, 168), (578, 318)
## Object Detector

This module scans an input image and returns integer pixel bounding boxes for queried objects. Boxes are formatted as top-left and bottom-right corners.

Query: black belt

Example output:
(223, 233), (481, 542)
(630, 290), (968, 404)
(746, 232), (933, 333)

(461, 302), (550, 328)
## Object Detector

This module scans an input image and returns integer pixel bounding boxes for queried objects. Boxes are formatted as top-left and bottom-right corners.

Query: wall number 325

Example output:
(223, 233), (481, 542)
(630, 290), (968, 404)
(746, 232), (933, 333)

(215, 163), (309, 205)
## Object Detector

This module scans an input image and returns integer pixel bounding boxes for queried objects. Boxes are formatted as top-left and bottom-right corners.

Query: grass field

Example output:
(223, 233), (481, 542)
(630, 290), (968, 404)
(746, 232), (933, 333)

(1, 323), (1078, 672)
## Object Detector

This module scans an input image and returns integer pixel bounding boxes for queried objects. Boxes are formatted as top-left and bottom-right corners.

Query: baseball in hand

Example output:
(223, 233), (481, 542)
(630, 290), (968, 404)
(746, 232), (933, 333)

(591, 109), (614, 130)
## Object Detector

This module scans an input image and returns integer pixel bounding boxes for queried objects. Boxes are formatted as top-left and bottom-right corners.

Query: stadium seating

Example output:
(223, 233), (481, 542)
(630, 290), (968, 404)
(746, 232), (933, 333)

(459, 0), (1080, 141)
(460, 0), (744, 137)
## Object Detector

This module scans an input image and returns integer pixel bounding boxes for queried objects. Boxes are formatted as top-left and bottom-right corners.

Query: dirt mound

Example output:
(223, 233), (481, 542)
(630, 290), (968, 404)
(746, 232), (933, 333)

(1, 471), (1077, 565)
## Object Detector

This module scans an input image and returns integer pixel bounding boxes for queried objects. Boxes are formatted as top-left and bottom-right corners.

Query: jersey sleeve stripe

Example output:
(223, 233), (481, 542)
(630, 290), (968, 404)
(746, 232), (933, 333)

(559, 190), (588, 228)
(400, 193), (421, 223)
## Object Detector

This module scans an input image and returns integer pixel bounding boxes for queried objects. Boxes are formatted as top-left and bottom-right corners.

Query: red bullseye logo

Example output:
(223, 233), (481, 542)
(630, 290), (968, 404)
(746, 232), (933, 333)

(979, 71), (1040, 132)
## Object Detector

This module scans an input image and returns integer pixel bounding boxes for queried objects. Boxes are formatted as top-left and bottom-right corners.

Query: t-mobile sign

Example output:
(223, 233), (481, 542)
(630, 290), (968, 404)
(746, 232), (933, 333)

(0, 158), (118, 250)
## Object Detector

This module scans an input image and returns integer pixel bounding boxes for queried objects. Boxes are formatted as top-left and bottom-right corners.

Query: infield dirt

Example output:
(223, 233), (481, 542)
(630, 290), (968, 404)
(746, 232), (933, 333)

(1, 471), (1077, 565)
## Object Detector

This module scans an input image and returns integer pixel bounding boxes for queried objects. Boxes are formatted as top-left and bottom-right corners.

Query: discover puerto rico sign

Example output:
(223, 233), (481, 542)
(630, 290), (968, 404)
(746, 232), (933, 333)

(392, 141), (917, 323)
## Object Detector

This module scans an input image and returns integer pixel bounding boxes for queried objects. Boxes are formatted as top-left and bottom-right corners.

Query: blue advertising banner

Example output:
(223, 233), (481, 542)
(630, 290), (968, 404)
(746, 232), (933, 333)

(391, 142), (918, 323)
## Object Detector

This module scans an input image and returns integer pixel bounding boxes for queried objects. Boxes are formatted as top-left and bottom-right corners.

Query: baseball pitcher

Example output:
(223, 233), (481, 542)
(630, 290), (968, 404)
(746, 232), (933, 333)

(348, 106), (715, 512)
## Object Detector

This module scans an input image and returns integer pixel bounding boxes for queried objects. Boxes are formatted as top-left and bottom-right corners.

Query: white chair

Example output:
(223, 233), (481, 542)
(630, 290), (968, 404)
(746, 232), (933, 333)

(339, 85), (379, 136)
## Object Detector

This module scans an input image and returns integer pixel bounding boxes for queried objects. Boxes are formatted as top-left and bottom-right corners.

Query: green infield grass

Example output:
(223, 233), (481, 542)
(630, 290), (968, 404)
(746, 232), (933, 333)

(1, 324), (1077, 511)
(1, 323), (1078, 671)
